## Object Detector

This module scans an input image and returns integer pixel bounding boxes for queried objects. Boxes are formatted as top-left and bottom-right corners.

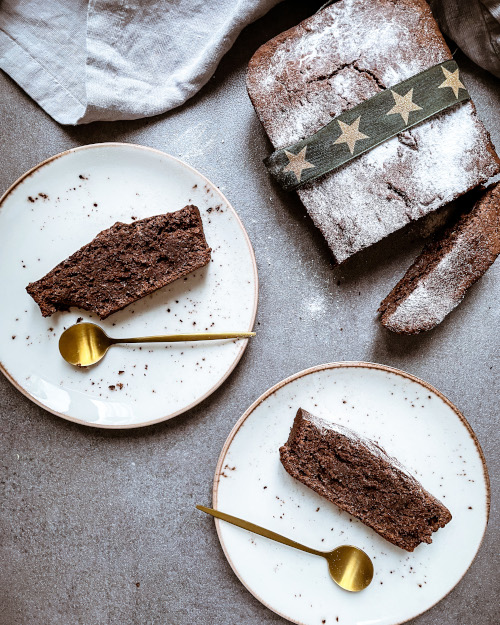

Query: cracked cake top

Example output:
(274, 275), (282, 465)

(247, 0), (500, 263)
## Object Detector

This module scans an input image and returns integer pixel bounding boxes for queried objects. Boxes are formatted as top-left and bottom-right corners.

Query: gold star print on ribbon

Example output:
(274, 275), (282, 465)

(265, 60), (470, 191)
(334, 117), (369, 154)
(386, 88), (422, 124)
(438, 66), (466, 98)
(283, 147), (315, 182)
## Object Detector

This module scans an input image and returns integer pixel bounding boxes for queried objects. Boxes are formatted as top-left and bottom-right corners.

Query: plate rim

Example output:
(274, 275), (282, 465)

(212, 361), (490, 625)
(0, 142), (259, 429)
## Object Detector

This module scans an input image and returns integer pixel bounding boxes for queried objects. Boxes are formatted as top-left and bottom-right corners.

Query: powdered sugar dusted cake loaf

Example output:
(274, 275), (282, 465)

(379, 183), (500, 333)
(247, 0), (500, 264)
(280, 408), (452, 551)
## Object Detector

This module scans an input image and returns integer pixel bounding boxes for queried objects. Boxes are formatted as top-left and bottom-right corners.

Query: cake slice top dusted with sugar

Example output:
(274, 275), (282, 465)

(247, 0), (500, 263)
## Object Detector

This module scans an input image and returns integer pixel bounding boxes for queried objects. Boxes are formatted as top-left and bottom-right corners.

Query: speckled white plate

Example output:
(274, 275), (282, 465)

(213, 362), (489, 625)
(0, 143), (258, 428)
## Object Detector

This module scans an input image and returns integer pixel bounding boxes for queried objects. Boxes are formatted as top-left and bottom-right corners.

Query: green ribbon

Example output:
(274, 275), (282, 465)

(264, 60), (470, 191)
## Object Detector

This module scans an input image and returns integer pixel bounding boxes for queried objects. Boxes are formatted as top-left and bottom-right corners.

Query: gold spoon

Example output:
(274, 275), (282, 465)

(197, 505), (373, 592)
(59, 322), (255, 367)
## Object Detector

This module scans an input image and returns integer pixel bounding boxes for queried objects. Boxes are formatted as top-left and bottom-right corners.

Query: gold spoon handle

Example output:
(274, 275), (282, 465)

(197, 505), (325, 558)
(111, 332), (255, 344)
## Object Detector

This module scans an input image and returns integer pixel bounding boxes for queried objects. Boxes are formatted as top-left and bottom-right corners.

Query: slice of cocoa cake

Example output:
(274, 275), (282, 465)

(379, 182), (500, 334)
(280, 408), (451, 551)
(26, 205), (211, 319)
(247, 0), (500, 264)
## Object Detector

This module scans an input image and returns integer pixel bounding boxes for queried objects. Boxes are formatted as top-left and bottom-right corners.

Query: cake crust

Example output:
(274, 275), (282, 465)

(379, 183), (500, 333)
(26, 205), (211, 319)
(247, 0), (500, 263)
(280, 408), (452, 551)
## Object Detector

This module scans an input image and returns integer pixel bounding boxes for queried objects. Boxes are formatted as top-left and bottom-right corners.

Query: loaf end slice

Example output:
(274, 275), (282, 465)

(379, 183), (500, 334)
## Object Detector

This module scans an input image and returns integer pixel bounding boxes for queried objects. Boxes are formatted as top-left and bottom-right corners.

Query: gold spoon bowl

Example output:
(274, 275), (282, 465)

(59, 322), (255, 367)
(197, 505), (373, 592)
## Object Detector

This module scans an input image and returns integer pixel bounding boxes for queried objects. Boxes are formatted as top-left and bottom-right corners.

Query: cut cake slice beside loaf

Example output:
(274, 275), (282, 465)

(379, 182), (500, 333)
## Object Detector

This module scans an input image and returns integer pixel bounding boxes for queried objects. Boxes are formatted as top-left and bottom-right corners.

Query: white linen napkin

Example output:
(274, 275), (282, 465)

(1, 1), (498, 126)
(0, 0), (281, 125)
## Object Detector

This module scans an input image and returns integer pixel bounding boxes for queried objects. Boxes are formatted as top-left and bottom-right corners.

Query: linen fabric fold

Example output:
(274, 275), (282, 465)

(0, 0), (281, 125)
(0, 1), (498, 126)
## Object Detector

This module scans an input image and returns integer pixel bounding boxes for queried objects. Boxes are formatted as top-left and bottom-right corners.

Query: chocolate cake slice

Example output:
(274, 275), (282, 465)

(26, 205), (211, 319)
(247, 0), (500, 264)
(280, 409), (451, 551)
(379, 183), (500, 334)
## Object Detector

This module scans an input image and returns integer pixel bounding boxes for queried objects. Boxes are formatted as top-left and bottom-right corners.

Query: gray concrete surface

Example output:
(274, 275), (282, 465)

(0, 2), (498, 624)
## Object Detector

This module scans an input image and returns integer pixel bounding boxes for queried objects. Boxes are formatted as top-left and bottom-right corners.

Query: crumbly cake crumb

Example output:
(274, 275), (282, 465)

(26, 205), (211, 319)
(280, 408), (452, 551)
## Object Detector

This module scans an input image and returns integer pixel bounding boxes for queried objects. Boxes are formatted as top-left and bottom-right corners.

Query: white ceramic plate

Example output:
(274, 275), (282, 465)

(213, 363), (489, 625)
(0, 143), (258, 428)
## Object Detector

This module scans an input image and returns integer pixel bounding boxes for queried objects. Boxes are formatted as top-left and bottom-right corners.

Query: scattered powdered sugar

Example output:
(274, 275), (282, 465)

(299, 101), (497, 263)
(362, 136), (400, 168)
(303, 293), (327, 319)
(250, 0), (448, 148)
(381, 183), (500, 332)
(171, 121), (216, 161)
(247, 0), (500, 263)
(408, 104), (486, 203)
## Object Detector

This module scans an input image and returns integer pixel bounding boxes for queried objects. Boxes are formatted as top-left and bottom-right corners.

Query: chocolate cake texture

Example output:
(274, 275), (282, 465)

(26, 205), (211, 319)
(280, 408), (452, 551)
(379, 182), (500, 334)
(247, 0), (500, 264)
